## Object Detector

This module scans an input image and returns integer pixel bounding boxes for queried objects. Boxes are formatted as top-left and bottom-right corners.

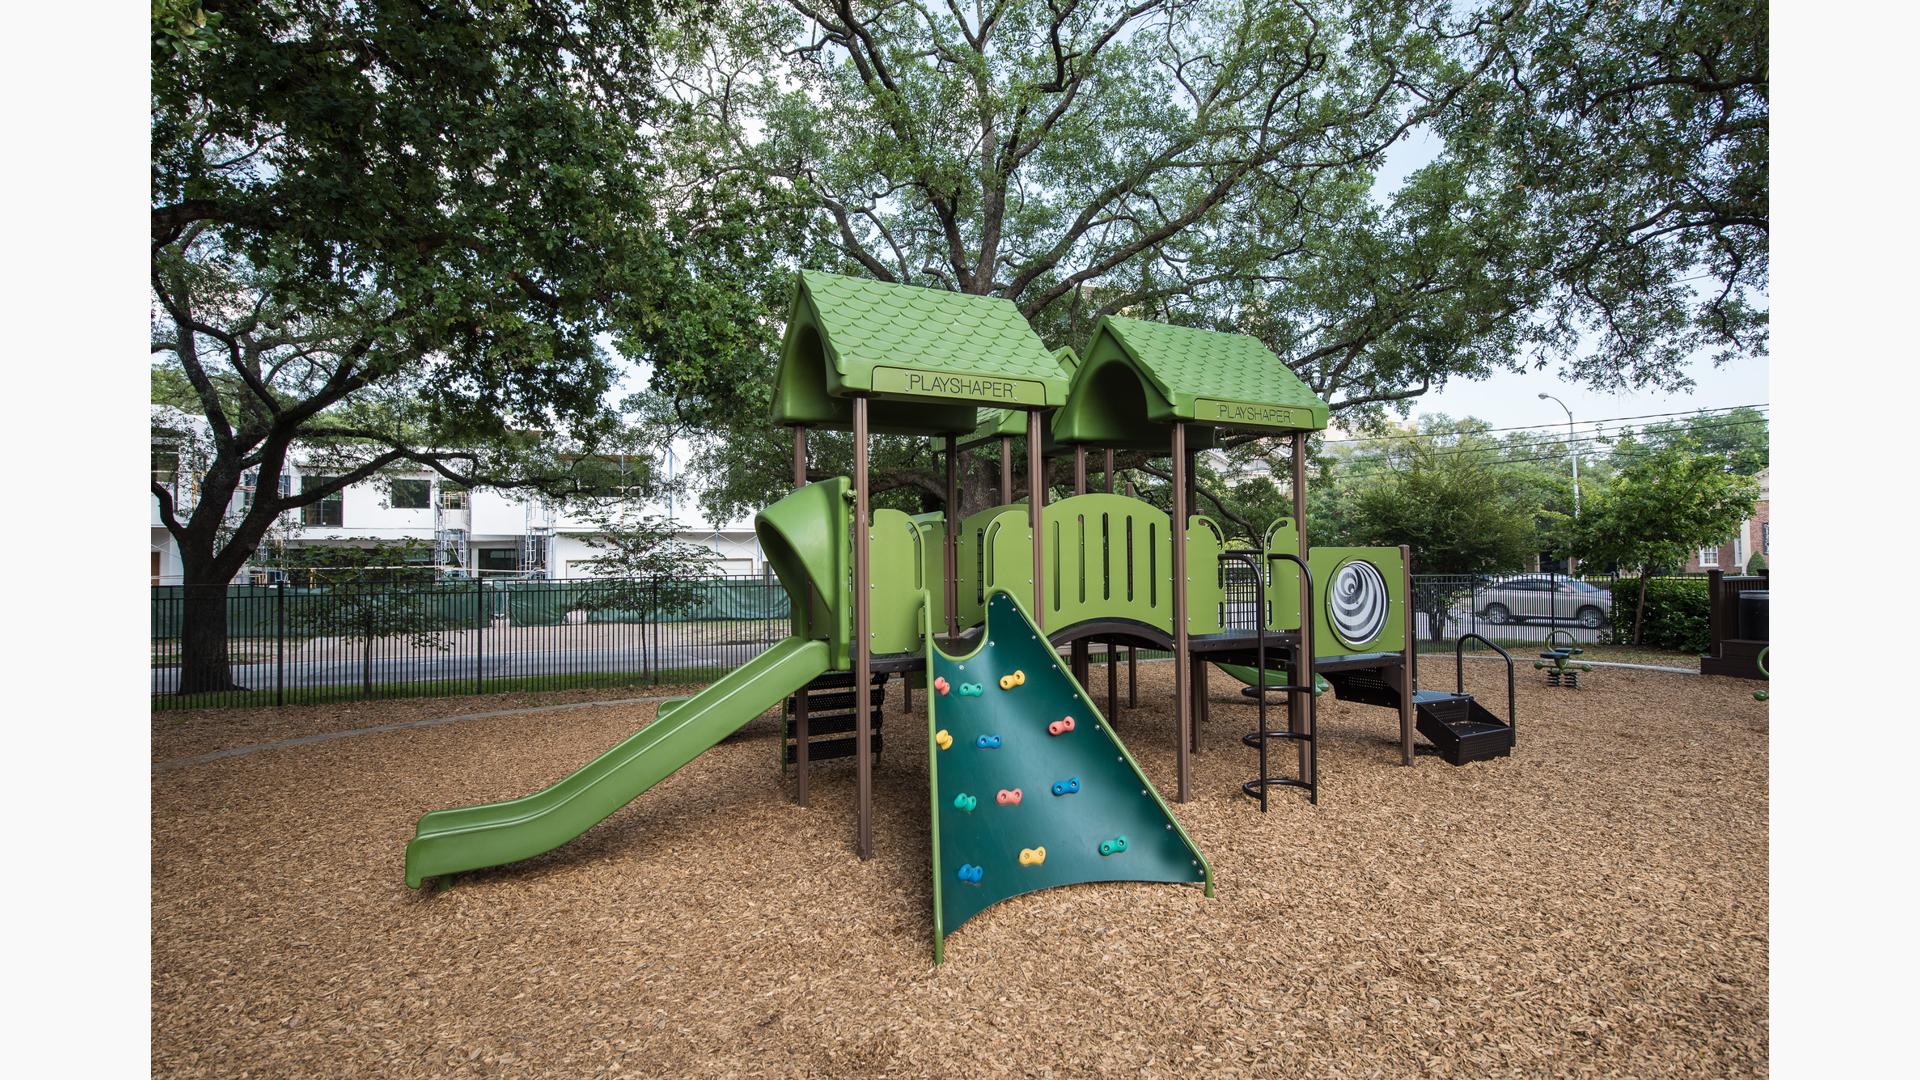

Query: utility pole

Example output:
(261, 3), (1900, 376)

(1539, 392), (1581, 575)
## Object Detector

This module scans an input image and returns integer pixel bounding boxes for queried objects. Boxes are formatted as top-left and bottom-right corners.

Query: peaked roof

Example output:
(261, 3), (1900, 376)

(772, 271), (1070, 436)
(1053, 315), (1329, 447)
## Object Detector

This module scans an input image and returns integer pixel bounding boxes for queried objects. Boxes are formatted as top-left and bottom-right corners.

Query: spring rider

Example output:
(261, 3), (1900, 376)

(1534, 629), (1592, 689)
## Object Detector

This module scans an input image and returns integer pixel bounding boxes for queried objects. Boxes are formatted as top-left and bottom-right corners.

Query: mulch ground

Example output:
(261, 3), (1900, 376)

(152, 661), (1768, 1077)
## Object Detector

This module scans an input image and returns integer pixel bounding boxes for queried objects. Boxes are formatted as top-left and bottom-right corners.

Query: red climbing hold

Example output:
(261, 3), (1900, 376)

(1048, 716), (1077, 736)
(996, 788), (1024, 806)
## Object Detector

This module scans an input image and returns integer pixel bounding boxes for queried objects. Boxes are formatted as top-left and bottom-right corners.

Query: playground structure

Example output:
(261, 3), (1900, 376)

(1701, 568), (1769, 681)
(405, 271), (1517, 957)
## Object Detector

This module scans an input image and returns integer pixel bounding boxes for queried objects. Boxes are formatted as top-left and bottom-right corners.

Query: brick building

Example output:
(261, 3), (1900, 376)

(1686, 468), (1770, 574)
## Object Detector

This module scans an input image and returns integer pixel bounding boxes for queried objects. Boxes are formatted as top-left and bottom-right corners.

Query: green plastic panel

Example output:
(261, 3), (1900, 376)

(925, 591), (1211, 961)
(1038, 493), (1168, 630)
(1263, 517), (1302, 632)
(1308, 546), (1406, 657)
(868, 508), (927, 655)
(1186, 516), (1226, 635)
(911, 513), (947, 633)
(405, 636), (831, 888)
(753, 478), (852, 663)
(955, 504), (1023, 630)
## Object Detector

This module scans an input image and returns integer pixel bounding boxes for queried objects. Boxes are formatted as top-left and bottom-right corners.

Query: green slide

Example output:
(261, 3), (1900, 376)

(925, 590), (1211, 962)
(1214, 662), (1331, 696)
(405, 635), (830, 888)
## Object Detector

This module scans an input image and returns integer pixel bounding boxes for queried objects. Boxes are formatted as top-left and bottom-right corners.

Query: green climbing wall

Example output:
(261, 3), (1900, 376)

(925, 590), (1212, 962)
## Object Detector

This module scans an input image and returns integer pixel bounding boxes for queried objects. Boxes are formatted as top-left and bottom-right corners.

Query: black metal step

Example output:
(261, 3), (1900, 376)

(1324, 668), (1403, 709)
(1415, 692), (1513, 765)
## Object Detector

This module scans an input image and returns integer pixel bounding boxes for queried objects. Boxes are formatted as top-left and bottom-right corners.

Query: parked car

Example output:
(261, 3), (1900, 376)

(1476, 575), (1612, 629)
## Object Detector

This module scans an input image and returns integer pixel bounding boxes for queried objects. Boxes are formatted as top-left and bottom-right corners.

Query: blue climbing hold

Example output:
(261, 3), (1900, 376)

(976, 734), (1003, 749)
(957, 863), (984, 884)
(1050, 777), (1081, 797)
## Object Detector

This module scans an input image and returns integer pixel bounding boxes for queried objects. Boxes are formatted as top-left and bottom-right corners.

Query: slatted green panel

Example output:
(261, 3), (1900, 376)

(869, 508), (926, 655)
(912, 513), (947, 633)
(1264, 517), (1302, 632)
(981, 511), (1035, 614)
(1185, 516), (1225, 635)
(957, 504), (1024, 629)
(1037, 494), (1174, 633)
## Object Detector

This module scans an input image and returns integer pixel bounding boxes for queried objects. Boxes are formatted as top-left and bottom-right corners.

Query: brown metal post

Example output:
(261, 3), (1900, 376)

(792, 426), (810, 806)
(1399, 543), (1415, 766)
(999, 435), (1014, 506)
(1027, 411), (1046, 630)
(852, 399), (874, 859)
(944, 434), (959, 640)
(1171, 422), (1190, 802)
(1290, 432), (1311, 779)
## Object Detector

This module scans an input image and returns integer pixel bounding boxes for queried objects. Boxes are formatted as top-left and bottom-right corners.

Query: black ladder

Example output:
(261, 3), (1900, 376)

(783, 672), (887, 766)
(1227, 549), (1318, 809)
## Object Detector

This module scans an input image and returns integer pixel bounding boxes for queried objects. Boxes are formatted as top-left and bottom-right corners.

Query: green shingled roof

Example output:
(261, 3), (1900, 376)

(1053, 315), (1328, 447)
(772, 271), (1069, 435)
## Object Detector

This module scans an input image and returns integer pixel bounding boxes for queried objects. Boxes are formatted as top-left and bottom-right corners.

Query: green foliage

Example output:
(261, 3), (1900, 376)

(1626, 407), (1770, 475)
(1603, 578), (1710, 654)
(1344, 434), (1539, 575)
(1576, 438), (1760, 578)
(1745, 553), (1767, 574)
(152, 0), (222, 59)
(1439, 0), (1769, 388)
(572, 508), (723, 617)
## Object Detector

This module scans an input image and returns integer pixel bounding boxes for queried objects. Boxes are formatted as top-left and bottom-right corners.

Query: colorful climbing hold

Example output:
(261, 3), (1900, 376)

(952, 792), (977, 813)
(957, 682), (984, 697)
(1050, 777), (1081, 797)
(1098, 835), (1130, 857)
(933, 676), (951, 696)
(934, 729), (953, 751)
(1019, 846), (1047, 867)
(995, 788), (1024, 806)
(1047, 715), (1077, 736)
(957, 863), (984, 884)
(976, 734), (1003, 749)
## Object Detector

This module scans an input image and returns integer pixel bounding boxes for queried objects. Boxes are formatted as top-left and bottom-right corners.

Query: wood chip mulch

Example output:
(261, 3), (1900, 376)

(152, 661), (1768, 1077)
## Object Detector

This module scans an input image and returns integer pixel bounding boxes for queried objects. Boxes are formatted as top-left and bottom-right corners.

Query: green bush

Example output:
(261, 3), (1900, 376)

(1745, 553), (1767, 574)
(1604, 577), (1711, 653)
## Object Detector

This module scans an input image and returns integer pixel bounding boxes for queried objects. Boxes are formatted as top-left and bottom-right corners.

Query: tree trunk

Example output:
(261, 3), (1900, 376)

(363, 633), (375, 698)
(177, 577), (240, 695)
(1633, 572), (1651, 646)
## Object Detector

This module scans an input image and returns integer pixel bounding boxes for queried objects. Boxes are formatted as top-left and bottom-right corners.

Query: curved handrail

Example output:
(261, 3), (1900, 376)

(1543, 628), (1581, 653)
(1454, 632), (1516, 734)
(1223, 547), (1316, 810)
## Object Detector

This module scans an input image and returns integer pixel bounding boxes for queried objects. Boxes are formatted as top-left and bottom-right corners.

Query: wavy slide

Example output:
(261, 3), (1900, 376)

(405, 635), (830, 888)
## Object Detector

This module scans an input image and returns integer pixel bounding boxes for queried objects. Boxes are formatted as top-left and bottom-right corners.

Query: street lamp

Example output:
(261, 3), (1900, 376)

(1539, 392), (1581, 575)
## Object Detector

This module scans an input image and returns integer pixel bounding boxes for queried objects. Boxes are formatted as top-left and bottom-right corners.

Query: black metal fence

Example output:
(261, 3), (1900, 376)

(152, 570), (1707, 711)
(151, 575), (794, 710)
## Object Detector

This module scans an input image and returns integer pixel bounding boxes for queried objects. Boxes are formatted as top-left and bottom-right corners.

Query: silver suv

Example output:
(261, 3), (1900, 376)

(1477, 575), (1612, 629)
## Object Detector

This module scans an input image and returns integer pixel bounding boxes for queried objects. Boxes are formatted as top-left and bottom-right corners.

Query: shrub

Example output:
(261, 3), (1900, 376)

(1604, 577), (1711, 653)
(1745, 553), (1767, 574)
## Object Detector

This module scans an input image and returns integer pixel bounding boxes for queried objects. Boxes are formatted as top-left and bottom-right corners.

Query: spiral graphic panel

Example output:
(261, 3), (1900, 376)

(1328, 559), (1390, 647)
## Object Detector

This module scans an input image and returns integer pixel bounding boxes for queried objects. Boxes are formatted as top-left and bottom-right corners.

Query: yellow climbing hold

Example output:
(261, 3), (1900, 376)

(1019, 846), (1047, 866)
(998, 669), (1027, 691)
(935, 729), (953, 751)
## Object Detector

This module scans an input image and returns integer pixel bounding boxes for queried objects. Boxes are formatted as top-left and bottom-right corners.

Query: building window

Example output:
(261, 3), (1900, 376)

(302, 476), (344, 527)
(1762, 522), (1769, 554)
(152, 447), (179, 495)
(1697, 546), (1720, 568)
(439, 484), (468, 510)
(391, 478), (431, 509)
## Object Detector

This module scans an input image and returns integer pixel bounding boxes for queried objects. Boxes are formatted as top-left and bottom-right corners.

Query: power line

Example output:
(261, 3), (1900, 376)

(1321, 402), (1770, 445)
(1324, 417), (1771, 475)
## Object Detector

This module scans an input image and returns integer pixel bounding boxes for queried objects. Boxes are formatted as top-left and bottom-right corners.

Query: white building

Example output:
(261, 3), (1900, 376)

(150, 429), (764, 584)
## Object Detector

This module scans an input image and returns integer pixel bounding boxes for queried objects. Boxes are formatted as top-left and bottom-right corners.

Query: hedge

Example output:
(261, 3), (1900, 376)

(1604, 576), (1710, 653)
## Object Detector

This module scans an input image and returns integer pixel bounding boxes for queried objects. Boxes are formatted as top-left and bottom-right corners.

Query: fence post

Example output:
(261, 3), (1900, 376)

(649, 578), (660, 686)
(275, 579), (286, 708)
(475, 575), (485, 696)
